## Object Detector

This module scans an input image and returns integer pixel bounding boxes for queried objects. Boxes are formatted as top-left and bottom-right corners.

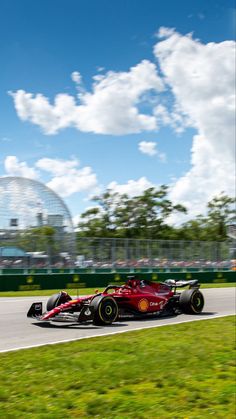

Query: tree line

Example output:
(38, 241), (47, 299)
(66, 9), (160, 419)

(77, 186), (236, 242)
(2, 187), (234, 257)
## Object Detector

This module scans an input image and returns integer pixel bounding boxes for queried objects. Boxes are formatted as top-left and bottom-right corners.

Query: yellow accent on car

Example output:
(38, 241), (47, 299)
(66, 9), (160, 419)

(138, 298), (149, 312)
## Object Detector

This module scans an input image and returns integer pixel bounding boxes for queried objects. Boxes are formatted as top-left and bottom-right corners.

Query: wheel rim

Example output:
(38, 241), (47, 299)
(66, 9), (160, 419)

(105, 305), (112, 315)
(99, 298), (118, 323)
(195, 297), (201, 307)
(191, 292), (204, 312)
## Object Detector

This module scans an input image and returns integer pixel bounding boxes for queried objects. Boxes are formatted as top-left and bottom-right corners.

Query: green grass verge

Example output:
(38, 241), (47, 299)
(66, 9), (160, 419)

(0, 288), (99, 297)
(0, 282), (235, 297)
(0, 316), (235, 418)
(199, 282), (236, 288)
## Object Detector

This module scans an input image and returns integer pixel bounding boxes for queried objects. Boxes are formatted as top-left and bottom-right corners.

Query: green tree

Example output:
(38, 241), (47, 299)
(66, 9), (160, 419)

(179, 193), (235, 242)
(77, 193), (119, 238)
(205, 193), (236, 241)
(77, 186), (187, 240)
(114, 186), (187, 239)
(177, 216), (208, 241)
(18, 226), (57, 253)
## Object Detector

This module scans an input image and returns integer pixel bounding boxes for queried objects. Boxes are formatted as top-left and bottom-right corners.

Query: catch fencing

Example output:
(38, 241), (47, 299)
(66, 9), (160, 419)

(0, 235), (234, 270)
(76, 238), (232, 269)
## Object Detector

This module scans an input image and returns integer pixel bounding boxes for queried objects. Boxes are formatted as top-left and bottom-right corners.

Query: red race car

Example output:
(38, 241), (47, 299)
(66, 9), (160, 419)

(27, 277), (204, 325)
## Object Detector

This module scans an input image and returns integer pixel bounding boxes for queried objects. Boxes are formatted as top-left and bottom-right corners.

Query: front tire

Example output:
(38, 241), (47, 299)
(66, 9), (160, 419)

(179, 289), (204, 314)
(46, 293), (62, 311)
(90, 295), (118, 325)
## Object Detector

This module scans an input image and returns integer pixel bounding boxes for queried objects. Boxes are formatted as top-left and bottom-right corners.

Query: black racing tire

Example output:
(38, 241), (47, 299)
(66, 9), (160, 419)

(90, 295), (119, 325)
(46, 293), (63, 311)
(179, 289), (204, 314)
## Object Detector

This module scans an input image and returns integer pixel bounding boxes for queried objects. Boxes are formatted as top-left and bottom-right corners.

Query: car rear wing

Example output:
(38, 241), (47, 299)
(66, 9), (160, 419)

(164, 279), (200, 289)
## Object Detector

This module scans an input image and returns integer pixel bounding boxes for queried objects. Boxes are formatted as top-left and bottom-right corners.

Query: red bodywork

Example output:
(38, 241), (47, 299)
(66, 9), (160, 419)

(27, 278), (203, 323)
(41, 279), (174, 321)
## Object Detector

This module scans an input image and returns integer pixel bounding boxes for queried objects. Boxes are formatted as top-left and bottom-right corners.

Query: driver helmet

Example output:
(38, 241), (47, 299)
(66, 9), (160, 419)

(127, 275), (137, 287)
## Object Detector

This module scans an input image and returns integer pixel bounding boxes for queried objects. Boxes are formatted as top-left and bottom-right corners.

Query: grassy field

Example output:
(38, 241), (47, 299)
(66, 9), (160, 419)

(0, 282), (235, 298)
(0, 316), (235, 418)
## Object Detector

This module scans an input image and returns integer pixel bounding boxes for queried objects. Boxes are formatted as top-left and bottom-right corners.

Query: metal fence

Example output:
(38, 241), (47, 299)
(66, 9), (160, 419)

(0, 231), (76, 269)
(76, 238), (233, 269)
(0, 234), (234, 269)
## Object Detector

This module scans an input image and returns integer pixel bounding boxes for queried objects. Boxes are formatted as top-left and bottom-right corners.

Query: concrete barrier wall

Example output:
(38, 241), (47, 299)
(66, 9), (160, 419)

(0, 271), (235, 292)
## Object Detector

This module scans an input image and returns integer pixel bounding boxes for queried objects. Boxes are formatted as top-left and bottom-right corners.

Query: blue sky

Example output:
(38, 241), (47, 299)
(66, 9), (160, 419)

(0, 0), (235, 224)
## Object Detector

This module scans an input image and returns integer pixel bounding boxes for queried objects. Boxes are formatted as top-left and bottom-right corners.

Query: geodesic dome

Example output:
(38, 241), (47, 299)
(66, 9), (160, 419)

(0, 176), (74, 232)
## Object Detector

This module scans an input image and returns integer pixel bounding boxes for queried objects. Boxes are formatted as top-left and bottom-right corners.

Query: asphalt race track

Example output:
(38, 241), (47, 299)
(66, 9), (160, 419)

(0, 288), (235, 353)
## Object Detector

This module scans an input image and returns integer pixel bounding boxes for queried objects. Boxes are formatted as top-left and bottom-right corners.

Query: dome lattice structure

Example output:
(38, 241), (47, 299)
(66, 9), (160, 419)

(0, 176), (74, 232)
(0, 177), (76, 264)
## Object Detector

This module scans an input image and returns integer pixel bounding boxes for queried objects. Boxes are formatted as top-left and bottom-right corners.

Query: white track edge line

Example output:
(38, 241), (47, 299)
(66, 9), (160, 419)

(0, 313), (234, 354)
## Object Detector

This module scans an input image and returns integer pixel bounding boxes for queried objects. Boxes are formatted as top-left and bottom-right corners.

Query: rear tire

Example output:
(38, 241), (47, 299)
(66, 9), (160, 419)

(90, 295), (118, 325)
(179, 289), (204, 314)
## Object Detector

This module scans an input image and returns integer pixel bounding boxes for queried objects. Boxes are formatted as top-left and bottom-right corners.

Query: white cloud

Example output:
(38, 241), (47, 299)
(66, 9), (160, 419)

(9, 90), (77, 135)
(75, 60), (165, 135)
(3, 156), (98, 199)
(10, 60), (165, 135)
(4, 156), (38, 179)
(36, 157), (79, 176)
(71, 71), (85, 95)
(157, 27), (176, 39)
(139, 141), (157, 156)
(153, 104), (171, 126)
(73, 214), (82, 228)
(36, 157), (98, 197)
(153, 28), (235, 220)
(71, 71), (82, 84)
(108, 177), (155, 197)
(154, 104), (190, 133)
(138, 140), (166, 161)
(8, 28), (235, 222)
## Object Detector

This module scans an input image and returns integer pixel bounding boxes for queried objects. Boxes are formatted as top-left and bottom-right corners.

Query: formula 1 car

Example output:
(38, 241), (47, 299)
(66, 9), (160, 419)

(27, 277), (204, 325)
